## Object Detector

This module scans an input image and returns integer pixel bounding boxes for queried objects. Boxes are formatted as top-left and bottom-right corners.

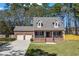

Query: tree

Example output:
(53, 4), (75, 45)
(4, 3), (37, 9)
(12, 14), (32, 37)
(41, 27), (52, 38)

(0, 20), (12, 37)
(53, 3), (62, 14)
(42, 3), (49, 8)
(72, 3), (79, 34)
(9, 3), (31, 26)
(61, 3), (73, 34)
(62, 3), (79, 34)
(26, 3), (45, 17)
(47, 3), (62, 16)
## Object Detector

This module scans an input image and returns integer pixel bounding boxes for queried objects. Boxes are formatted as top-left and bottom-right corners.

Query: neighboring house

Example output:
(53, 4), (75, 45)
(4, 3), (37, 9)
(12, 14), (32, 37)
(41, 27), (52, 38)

(14, 17), (64, 42)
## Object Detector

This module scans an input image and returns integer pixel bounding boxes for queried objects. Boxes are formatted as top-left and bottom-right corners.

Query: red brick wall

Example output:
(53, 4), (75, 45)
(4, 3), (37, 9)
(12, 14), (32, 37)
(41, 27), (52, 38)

(32, 37), (63, 42)
(46, 38), (53, 42)
(33, 38), (46, 42)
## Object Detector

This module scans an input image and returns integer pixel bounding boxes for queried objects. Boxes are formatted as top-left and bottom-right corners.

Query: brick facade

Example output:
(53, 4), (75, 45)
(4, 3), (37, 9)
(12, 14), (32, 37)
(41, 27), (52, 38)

(33, 38), (46, 42)
(14, 31), (64, 42)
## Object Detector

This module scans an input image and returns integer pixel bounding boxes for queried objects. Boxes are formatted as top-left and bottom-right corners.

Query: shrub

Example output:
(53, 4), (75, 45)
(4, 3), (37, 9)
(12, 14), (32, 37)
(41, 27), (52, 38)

(0, 38), (16, 41)
(30, 38), (33, 42)
(0, 42), (7, 46)
(25, 49), (57, 56)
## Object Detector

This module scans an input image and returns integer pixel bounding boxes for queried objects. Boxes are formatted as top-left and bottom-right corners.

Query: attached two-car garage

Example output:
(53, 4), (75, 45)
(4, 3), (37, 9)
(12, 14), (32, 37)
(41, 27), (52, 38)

(14, 26), (33, 40)
(17, 35), (24, 40)
(17, 35), (32, 40)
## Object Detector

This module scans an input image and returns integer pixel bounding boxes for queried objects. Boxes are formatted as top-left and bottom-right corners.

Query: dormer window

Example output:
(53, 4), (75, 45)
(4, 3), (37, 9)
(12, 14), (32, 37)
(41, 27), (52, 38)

(52, 22), (54, 27)
(52, 22), (58, 28)
(56, 23), (57, 26)
(39, 23), (40, 26)
(37, 20), (43, 28)
(54, 21), (59, 28)
(58, 23), (60, 26)
(52, 22), (54, 25)
(41, 23), (43, 26)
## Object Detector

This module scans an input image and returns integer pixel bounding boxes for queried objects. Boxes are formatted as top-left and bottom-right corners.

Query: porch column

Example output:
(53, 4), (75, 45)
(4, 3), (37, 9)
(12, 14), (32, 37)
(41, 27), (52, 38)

(44, 31), (46, 42)
(62, 31), (65, 40)
(33, 31), (35, 39)
(52, 31), (53, 38)
(44, 31), (46, 38)
(52, 31), (55, 41)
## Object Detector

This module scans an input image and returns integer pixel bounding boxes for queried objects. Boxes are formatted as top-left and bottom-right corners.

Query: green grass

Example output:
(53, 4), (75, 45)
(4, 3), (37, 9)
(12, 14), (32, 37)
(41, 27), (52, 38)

(0, 38), (16, 41)
(27, 41), (79, 56)
(0, 38), (16, 45)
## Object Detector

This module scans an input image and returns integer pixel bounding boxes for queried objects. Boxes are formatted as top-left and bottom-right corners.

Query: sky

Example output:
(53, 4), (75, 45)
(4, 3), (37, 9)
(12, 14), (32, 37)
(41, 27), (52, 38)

(0, 3), (6, 10)
(48, 3), (55, 7)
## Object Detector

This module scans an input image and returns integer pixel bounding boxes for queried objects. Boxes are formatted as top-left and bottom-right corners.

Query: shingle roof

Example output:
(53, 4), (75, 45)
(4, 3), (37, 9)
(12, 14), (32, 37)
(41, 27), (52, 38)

(14, 26), (34, 31)
(14, 17), (64, 32)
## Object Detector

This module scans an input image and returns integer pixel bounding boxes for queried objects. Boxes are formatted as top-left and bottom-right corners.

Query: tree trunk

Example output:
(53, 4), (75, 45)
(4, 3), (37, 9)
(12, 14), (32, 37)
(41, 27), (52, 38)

(74, 19), (78, 35)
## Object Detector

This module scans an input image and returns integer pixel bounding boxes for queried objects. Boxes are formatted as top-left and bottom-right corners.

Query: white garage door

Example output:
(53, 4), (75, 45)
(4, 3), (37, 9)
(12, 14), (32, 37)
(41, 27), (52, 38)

(25, 35), (32, 40)
(17, 35), (24, 40)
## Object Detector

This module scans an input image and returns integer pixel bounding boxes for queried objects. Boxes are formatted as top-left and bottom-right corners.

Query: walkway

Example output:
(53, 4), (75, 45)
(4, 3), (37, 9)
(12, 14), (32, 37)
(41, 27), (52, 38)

(0, 39), (30, 56)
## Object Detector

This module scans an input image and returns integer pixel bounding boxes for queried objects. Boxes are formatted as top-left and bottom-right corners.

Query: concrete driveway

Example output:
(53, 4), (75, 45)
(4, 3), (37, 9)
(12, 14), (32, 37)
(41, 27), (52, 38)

(0, 39), (31, 56)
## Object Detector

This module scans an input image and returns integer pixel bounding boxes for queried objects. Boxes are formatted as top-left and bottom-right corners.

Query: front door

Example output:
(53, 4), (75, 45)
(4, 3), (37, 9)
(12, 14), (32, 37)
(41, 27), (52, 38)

(45, 32), (53, 42)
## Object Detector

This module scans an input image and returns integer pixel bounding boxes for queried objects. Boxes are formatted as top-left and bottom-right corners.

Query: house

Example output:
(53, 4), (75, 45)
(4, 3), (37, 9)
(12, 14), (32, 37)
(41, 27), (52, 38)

(14, 17), (65, 42)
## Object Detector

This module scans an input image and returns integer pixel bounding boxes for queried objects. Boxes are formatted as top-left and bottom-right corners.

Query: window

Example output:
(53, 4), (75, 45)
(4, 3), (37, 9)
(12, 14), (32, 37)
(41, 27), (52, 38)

(39, 23), (40, 26)
(56, 23), (57, 26)
(37, 20), (43, 28)
(53, 31), (62, 37)
(58, 23), (60, 26)
(46, 32), (52, 37)
(52, 22), (54, 27)
(41, 23), (43, 26)
(52, 22), (54, 25)
(54, 22), (59, 28)
(35, 31), (44, 38)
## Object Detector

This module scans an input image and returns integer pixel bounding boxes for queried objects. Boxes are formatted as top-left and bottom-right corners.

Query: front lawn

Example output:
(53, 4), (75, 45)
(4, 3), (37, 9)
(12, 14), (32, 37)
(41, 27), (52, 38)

(0, 38), (16, 46)
(26, 41), (79, 56)
(0, 38), (16, 41)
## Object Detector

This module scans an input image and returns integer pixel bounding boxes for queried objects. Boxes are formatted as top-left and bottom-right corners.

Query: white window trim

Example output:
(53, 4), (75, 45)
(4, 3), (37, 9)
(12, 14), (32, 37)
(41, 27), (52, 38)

(54, 22), (58, 28)
(37, 20), (43, 28)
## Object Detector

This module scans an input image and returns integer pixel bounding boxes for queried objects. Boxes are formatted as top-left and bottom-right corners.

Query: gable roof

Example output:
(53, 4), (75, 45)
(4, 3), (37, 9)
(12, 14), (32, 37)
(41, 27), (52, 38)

(14, 26), (34, 32)
(33, 17), (64, 29)
(33, 17), (62, 22)
(14, 17), (64, 32)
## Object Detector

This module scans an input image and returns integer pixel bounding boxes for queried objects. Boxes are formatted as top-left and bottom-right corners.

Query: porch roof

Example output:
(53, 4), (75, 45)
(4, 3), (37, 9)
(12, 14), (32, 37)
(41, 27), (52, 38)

(14, 26), (64, 32)
(34, 27), (64, 31)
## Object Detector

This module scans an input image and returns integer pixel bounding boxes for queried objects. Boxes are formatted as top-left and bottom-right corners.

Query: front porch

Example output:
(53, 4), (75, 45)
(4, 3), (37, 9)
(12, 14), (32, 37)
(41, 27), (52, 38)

(33, 31), (64, 42)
